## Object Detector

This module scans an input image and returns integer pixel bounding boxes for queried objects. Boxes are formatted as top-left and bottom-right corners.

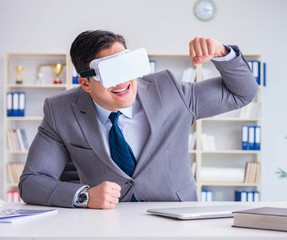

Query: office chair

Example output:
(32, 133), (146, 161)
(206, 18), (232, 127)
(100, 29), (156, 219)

(59, 160), (80, 183)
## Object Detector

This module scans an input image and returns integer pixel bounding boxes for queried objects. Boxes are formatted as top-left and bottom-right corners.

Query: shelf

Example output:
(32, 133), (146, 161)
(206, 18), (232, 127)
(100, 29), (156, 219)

(199, 182), (260, 187)
(201, 150), (261, 154)
(7, 116), (43, 121)
(201, 118), (261, 122)
(189, 150), (197, 154)
(7, 84), (68, 89)
(7, 150), (29, 155)
(6, 183), (19, 188)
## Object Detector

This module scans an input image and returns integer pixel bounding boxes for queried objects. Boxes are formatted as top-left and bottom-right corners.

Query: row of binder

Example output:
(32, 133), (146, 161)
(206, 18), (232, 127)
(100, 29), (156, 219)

(242, 125), (261, 150)
(235, 190), (260, 202)
(247, 60), (266, 86)
(7, 91), (26, 117)
(200, 190), (213, 202)
(201, 190), (260, 202)
(6, 189), (22, 203)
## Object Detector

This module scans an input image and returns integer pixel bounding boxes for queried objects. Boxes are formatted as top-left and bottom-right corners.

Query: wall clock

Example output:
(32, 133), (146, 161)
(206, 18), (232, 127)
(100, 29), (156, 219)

(193, 0), (217, 22)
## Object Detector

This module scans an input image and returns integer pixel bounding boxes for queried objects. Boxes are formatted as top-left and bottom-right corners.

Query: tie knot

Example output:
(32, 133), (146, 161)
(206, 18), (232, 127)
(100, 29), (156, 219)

(109, 111), (122, 125)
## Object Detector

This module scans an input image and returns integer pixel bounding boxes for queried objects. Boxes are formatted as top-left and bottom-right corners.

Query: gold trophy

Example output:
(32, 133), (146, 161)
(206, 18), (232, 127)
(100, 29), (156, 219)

(52, 63), (64, 84)
(16, 65), (24, 84)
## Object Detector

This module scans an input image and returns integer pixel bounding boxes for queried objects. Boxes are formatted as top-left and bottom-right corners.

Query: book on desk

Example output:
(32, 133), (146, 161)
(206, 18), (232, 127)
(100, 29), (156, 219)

(232, 207), (287, 232)
(0, 208), (57, 223)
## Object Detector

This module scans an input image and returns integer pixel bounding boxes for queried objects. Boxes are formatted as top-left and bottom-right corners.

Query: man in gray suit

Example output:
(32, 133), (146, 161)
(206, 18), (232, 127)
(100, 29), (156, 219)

(19, 30), (258, 209)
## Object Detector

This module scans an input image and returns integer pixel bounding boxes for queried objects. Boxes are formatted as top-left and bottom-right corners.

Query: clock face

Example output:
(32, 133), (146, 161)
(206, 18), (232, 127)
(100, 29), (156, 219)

(194, 0), (217, 22)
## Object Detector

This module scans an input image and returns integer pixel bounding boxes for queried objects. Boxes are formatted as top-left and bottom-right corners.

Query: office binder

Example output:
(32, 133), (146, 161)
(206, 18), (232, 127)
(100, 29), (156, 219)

(254, 126), (261, 150)
(235, 191), (247, 202)
(72, 66), (79, 84)
(18, 92), (26, 116)
(253, 191), (260, 201)
(248, 126), (255, 150)
(263, 62), (267, 86)
(241, 125), (248, 150)
(6, 92), (13, 116)
(247, 192), (254, 202)
(247, 60), (261, 85)
(149, 60), (156, 73)
(12, 92), (19, 116)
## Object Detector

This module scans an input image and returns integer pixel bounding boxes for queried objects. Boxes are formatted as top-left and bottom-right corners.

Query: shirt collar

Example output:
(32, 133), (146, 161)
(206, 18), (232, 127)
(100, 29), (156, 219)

(93, 101), (134, 125)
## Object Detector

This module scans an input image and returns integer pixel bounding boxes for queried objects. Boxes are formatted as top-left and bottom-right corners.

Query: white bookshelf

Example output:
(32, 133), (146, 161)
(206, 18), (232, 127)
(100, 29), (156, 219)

(2, 52), (73, 201)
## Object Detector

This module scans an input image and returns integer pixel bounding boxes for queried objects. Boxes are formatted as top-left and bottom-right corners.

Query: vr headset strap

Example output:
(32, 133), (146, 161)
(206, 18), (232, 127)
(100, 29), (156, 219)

(79, 69), (96, 78)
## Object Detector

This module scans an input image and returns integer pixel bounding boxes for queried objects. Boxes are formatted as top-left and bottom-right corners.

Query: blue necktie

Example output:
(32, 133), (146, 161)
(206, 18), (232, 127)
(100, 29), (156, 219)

(109, 111), (136, 177)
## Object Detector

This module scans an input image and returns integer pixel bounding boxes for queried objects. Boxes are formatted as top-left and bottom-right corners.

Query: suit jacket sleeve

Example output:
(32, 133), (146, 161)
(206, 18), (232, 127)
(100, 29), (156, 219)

(19, 97), (84, 208)
(172, 45), (258, 119)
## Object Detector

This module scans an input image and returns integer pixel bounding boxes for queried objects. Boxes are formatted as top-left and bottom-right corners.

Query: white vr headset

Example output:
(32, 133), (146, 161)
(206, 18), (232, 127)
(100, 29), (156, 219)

(79, 48), (151, 88)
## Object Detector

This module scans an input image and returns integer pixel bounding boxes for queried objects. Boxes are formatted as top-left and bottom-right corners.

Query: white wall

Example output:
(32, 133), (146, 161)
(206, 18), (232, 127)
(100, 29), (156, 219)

(0, 0), (286, 200)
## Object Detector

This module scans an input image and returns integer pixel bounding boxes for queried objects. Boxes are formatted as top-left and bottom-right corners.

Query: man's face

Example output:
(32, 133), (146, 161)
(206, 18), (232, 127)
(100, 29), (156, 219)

(80, 42), (137, 111)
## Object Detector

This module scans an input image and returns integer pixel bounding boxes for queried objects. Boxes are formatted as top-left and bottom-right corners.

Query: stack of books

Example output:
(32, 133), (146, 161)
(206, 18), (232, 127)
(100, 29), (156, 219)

(6, 128), (29, 152)
(244, 161), (260, 184)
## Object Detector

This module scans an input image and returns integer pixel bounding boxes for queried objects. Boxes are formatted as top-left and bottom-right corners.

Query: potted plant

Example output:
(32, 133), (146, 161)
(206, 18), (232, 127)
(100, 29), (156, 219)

(276, 168), (287, 179)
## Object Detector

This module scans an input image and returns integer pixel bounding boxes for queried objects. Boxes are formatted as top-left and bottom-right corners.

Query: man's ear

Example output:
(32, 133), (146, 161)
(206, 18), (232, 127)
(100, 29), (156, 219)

(79, 77), (91, 93)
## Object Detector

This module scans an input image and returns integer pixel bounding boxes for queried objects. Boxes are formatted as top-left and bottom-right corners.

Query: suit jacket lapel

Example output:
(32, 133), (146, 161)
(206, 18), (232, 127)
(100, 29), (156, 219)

(133, 79), (164, 177)
(71, 91), (126, 177)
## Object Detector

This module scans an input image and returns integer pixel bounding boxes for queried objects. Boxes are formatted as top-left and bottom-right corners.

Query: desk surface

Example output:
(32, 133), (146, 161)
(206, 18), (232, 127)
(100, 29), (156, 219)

(0, 201), (287, 240)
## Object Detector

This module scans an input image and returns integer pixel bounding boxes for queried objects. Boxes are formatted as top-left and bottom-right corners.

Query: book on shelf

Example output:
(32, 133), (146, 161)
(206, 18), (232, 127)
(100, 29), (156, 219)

(149, 60), (156, 73)
(181, 67), (196, 82)
(0, 208), (57, 223)
(200, 134), (216, 151)
(188, 132), (197, 150)
(7, 162), (25, 184)
(191, 161), (196, 178)
(6, 128), (30, 151)
(244, 161), (260, 184)
(232, 207), (287, 232)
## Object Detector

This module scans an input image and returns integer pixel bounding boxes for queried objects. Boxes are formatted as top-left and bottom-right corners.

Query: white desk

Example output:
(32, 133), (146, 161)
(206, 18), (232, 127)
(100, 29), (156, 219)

(0, 202), (287, 239)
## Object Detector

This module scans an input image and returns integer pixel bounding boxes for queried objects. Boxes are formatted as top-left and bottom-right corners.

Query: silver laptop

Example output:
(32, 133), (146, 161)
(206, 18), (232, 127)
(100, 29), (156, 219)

(147, 205), (249, 220)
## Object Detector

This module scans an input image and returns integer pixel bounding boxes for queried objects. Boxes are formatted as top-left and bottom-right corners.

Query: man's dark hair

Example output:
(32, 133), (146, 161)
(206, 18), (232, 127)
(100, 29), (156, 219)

(70, 30), (127, 73)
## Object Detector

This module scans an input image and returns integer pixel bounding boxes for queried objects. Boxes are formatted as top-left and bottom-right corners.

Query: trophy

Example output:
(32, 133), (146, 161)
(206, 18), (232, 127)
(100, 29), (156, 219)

(16, 65), (24, 84)
(52, 63), (64, 84)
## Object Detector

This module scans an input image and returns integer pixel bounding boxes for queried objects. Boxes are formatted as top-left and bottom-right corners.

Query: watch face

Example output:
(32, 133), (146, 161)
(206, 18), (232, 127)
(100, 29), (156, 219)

(78, 192), (87, 203)
(76, 187), (90, 208)
(194, 0), (217, 22)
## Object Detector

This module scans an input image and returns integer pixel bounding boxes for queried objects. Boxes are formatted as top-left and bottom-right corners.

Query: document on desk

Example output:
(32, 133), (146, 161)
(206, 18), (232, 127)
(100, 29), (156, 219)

(0, 208), (57, 223)
(147, 205), (250, 220)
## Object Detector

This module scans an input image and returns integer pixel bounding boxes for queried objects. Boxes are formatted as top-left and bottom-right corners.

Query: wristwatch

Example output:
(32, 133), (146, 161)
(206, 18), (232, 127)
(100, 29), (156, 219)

(76, 187), (90, 208)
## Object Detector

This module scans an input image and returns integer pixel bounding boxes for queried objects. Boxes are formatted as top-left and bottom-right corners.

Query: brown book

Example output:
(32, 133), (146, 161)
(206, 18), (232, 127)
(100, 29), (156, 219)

(232, 207), (287, 232)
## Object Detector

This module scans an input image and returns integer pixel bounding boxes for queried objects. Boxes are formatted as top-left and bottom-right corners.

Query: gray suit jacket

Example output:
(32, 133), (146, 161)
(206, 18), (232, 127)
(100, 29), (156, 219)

(19, 46), (258, 207)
